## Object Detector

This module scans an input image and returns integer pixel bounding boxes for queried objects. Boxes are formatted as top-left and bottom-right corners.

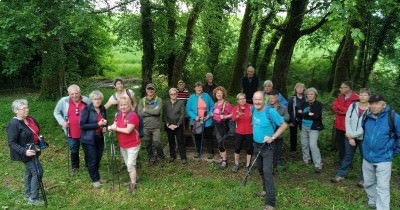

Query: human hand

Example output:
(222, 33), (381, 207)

(349, 139), (356, 146)
(26, 149), (36, 157)
(308, 112), (314, 116)
(63, 122), (69, 128)
(264, 136), (273, 144)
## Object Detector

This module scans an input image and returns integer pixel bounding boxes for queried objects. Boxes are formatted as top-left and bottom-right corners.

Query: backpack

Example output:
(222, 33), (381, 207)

(363, 108), (397, 149)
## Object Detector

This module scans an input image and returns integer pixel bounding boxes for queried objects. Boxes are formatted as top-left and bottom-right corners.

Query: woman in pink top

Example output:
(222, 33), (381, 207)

(108, 97), (140, 194)
(231, 93), (253, 173)
(212, 86), (232, 169)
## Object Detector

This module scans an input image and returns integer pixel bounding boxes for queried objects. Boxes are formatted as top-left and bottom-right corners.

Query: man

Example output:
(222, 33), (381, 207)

(203, 72), (217, 100)
(138, 83), (165, 164)
(267, 90), (290, 173)
(332, 81), (359, 163)
(362, 95), (400, 210)
(252, 91), (288, 210)
(241, 66), (260, 104)
(54, 84), (90, 176)
(263, 80), (288, 108)
(176, 80), (190, 104)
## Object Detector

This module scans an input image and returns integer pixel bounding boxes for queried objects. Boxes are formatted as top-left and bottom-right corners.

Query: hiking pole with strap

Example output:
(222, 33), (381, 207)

(31, 147), (48, 208)
(103, 132), (111, 180)
(109, 131), (121, 190)
(65, 116), (71, 177)
(241, 143), (268, 186)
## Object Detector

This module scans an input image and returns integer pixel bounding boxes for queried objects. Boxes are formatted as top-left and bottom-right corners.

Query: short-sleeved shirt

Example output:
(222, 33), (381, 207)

(197, 97), (206, 117)
(115, 111), (140, 148)
(213, 101), (232, 122)
(252, 106), (283, 143)
(107, 89), (135, 108)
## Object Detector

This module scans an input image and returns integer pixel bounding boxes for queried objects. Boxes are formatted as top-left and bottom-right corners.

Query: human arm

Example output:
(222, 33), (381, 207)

(53, 98), (67, 127)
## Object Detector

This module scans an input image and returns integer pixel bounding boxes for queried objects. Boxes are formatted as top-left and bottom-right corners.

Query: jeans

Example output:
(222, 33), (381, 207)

(144, 128), (165, 160)
(67, 137), (81, 169)
(82, 134), (104, 182)
(362, 159), (392, 210)
(289, 124), (299, 152)
(300, 127), (322, 168)
(166, 125), (186, 160)
(24, 158), (43, 200)
(335, 129), (346, 163)
(254, 142), (275, 207)
(336, 139), (363, 179)
(273, 137), (284, 167)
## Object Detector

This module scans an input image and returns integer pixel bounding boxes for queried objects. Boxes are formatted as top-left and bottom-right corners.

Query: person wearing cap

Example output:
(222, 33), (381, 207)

(138, 83), (165, 164)
(361, 94), (400, 210)
(104, 78), (136, 110)
(177, 80), (190, 104)
(203, 72), (218, 100)
(240, 66), (260, 104)
(186, 81), (215, 159)
(331, 88), (370, 186)
(332, 81), (359, 163)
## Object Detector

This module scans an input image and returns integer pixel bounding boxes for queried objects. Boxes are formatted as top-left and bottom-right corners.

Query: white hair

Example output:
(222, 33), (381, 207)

(11, 99), (28, 112)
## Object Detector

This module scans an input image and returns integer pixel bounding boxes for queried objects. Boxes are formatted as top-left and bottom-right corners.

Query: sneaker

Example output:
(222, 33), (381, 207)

(231, 164), (240, 173)
(256, 190), (266, 198)
(220, 160), (227, 169)
(92, 181), (102, 189)
(331, 176), (345, 183)
(28, 198), (44, 206)
(367, 203), (376, 209)
(357, 180), (364, 188)
(71, 168), (79, 176)
(315, 166), (322, 173)
(264, 205), (275, 210)
(207, 154), (214, 159)
(99, 178), (107, 184)
(181, 159), (187, 164)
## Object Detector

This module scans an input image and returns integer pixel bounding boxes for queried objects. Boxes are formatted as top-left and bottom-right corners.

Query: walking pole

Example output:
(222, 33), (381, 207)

(103, 134), (111, 179)
(65, 116), (71, 177)
(109, 131), (121, 190)
(241, 143), (267, 186)
(31, 146), (48, 208)
(199, 118), (204, 161)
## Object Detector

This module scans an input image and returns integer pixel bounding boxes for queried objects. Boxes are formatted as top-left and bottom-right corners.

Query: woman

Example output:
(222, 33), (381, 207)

(288, 82), (306, 153)
(231, 93), (253, 173)
(80, 90), (107, 189)
(105, 78), (136, 110)
(186, 82), (214, 160)
(7, 99), (44, 205)
(163, 88), (187, 164)
(332, 88), (370, 185)
(212, 86), (232, 169)
(108, 96), (141, 194)
(300, 88), (323, 173)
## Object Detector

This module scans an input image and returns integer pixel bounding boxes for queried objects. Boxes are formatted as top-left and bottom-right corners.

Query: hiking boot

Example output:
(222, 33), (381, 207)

(231, 164), (240, 173)
(92, 181), (102, 189)
(357, 180), (364, 188)
(220, 160), (227, 169)
(315, 166), (322, 173)
(71, 168), (79, 176)
(181, 159), (187, 164)
(28, 198), (44, 206)
(264, 205), (275, 210)
(207, 154), (214, 159)
(331, 176), (345, 183)
(256, 191), (266, 198)
(99, 178), (107, 184)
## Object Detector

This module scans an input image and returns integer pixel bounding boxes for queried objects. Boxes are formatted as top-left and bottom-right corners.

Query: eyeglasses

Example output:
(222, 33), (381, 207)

(18, 107), (29, 110)
(237, 98), (246, 100)
(169, 93), (177, 96)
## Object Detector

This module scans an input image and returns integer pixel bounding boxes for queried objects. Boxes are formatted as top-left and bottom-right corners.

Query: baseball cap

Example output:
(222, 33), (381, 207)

(369, 95), (385, 103)
(146, 83), (155, 89)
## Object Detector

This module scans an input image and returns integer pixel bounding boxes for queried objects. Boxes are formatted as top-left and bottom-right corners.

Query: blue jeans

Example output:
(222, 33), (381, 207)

(82, 135), (104, 182)
(24, 158), (43, 200)
(254, 142), (275, 207)
(336, 139), (363, 179)
(67, 137), (81, 169)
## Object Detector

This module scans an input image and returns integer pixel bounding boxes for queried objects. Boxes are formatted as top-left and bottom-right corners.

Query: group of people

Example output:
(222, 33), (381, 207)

(6, 66), (400, 210)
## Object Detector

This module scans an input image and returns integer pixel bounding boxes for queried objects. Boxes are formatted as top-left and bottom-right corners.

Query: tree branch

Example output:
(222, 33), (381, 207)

(92, 0), (137, 14)
(299, 12), (331, 37)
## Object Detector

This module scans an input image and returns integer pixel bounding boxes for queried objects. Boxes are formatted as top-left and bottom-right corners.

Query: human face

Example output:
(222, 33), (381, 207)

(206, 75), (213, 83)
(269, 95), (278, 105)
(119, 102), (130, 114)
(146, 87), (155, 97)
(295, 86), (304, 95)
(264, 85), (273, 94)
(252, 92), (265, 111)
(91, 96), (103, 108)
(215, 90), (224, 101)
(68, 88), (81, 103)
(237, 96), (246, 106)
(247, 67), (255, 78)
(306, 92), (316, 102)
(339, 84), (350, 95)
(169, 90), (177, 100)
(370, 101), (385, 115)
(15, 105), (29, 119)
(115, 81), (124, 91)
(178, 82), (185, 90)
(359, 92), (370, 103)
(195, 85), (203, 95)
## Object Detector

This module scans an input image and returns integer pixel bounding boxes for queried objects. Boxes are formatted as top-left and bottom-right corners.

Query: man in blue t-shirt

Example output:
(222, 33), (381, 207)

(252, 91), (288, 210)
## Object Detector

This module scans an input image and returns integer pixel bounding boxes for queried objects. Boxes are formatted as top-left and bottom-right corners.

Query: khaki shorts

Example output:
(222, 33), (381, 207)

(120, 145), (140, 173)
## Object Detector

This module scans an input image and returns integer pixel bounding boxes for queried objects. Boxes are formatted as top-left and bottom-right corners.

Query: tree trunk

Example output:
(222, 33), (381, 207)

(229, 1), (253, 93)
(328, 35), (346, 92)
(251, 11), (276, 68)
(140, 0), (155, 97)
(258, 30), (282, 81)
(205, 1), (224, 74)
(171, 2), (203, 86)
(164, 0), (177, 87)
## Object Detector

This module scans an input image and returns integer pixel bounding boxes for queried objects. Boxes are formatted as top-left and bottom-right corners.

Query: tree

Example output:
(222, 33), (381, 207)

(140, 0), (155, 96)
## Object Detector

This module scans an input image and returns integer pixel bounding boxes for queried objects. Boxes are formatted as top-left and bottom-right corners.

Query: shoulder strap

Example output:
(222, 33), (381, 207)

(265, 107), (276, 131)
(142, 97), (146, 109)
(112, 93), (117, 101)
(221, 101), (227, 114)
(349, 102), (357, 118)
(389, 109), (396, 138)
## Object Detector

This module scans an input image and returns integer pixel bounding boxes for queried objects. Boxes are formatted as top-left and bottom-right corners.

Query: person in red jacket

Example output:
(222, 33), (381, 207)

(231, 93), (253, 173)
(331, 81), (359, 163)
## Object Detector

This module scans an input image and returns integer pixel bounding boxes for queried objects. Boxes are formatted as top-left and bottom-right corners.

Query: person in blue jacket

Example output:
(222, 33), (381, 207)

(362, 94), (400, 210)
(186, 82), (215, 160)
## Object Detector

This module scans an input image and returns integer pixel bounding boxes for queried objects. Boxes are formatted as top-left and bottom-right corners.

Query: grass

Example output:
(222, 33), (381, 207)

(104, 49), (142, 79)
(1, 88), (400, 210)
